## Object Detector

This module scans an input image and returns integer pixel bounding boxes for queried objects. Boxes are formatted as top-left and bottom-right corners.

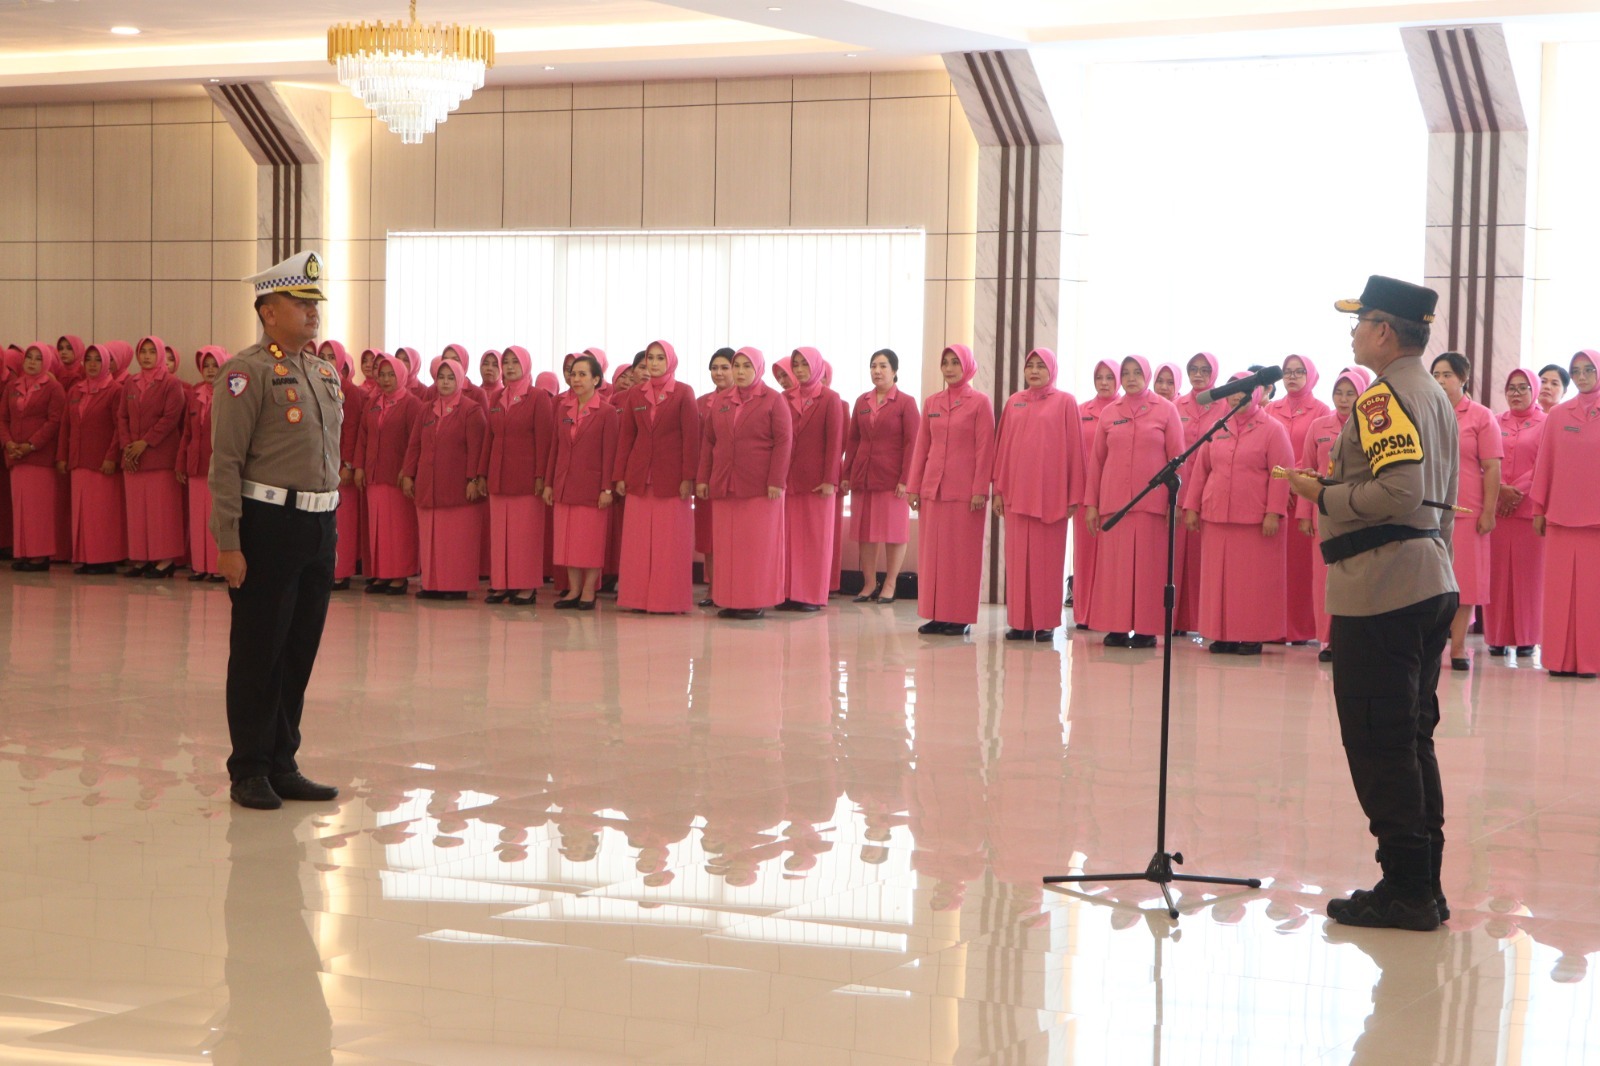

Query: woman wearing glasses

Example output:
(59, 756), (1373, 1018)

(1267, 354), (1331, 645)
(1485, 368), (1546, 659)
(1530, 350), (1600, 678)
(1431, 352), (1502, 671)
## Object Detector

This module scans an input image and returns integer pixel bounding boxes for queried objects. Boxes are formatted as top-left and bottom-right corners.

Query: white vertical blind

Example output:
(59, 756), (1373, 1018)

(385, 229), (925, 402)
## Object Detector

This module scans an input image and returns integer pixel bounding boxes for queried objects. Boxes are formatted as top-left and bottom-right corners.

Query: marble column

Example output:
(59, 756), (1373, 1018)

(1402, 24), (1528, 408)
(205, 83), (330, 272)
(944, 49), (1063, 603)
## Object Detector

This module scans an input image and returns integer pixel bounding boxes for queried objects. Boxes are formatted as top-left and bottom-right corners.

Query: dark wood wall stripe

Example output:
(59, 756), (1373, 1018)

(219, 83), (308, 264)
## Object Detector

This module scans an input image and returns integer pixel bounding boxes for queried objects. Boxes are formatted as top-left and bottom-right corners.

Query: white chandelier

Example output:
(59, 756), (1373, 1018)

(328, 0), (496, 145)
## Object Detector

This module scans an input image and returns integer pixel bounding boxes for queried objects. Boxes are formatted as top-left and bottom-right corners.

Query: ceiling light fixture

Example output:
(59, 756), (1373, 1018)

(109, 26), (140, 36)
(327, 0), (495, 145)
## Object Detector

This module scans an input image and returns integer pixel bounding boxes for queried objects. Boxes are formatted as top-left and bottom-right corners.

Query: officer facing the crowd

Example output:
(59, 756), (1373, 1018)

(1286, 275), (1460, 931)
(210, 251), (344, 811)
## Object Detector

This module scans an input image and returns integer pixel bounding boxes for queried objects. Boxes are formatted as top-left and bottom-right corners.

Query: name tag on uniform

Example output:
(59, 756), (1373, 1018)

(1012, 402), (1027, 408)
(1112, 418), (1130, 425)
(928, 412), (941, 418)
(634, 406), (647, 412)
(272, 376), (299, 386)
(1564, 425), (1581, 432)
(563, 417), (576, 425)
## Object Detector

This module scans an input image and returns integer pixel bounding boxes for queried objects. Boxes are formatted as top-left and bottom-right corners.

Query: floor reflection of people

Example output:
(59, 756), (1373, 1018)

(841, 624), (913, 864)
(213, 813), (333, 1065)
(910, 639), (985, 911)
(989, 643), (1071, 923)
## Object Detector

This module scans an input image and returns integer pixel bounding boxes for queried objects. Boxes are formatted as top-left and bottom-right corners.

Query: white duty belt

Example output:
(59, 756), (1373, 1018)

(241, 480), (340, 513)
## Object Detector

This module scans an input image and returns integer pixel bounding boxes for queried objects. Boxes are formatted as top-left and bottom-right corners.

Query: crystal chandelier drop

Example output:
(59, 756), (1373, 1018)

(327, 0), (496, 145)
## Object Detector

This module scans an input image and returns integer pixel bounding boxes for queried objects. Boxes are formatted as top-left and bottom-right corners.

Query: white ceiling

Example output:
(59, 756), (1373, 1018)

(2, 0), (1600, 102)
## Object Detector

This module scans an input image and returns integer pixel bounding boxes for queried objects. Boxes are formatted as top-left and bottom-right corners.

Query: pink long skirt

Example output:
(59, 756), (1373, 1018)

(603, 497), (624, 577)
(831, 492), (845, 593)
(784, 491), (836, 606)
(554, 502), (610, 569)
(53, 469), (70, 561)
(917, 498), (985, 626)
(1083, 510), (1167, 636)
(0, 465), (10, 551)
(1541, 524), (1600, 675)
(693, 496), (714, 556)
(1199, 521), (1288, 643)
(1309, 521), (1332, 645)
(335, 484), (361, 581)
(1452, 515), (1491, 606)
(711, 495), (785, 610)
(1003, 512), (1068, 631)
(9, 465), (61, 558)
(489, 493), (546, 591)
(853, 489), (910, 544)
(418, 504), (485, 592)
(70, 468), (126, 564)
(123, 469), (185, 561)
(1070, 509), (1098, 626)
(186, 479), (222, 574)
(1486, 516), (1543, 647)
(544, 503), (557, 582)
(618, 493), (694, 613)
(1282, 524), (1318, 641)
(366, 483), (418, 580)
(1173, 523), (1201, 632)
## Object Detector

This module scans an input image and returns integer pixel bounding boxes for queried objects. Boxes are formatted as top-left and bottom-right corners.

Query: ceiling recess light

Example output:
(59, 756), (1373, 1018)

(110, 26), (140, 35)
(544, 65), (556, 71)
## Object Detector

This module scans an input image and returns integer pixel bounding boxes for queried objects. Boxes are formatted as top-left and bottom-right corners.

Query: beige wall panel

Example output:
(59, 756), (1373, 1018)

(35, 104), (93, 128)
(0, 129), (36, 241)
(571, 109), (643, 228)
(370, 134), (437, 234)
(455, 88), (505, 115)
(94, 101), (152, 126)
(946, 233), (977, 281)
(434, 114), (505, 230)
(212, 124), (258, 243)
(0, 107), (36, 130)
(152, 281), (212, 357)
(642, 106), (715, 228)
(715, 103), (791, 228)
(944, 279), (974, 352)
(94, 281), (151, 343)
(330, 117), (373, 241)
(504, 85), (573, 112)
(324, 279), (372, 356)
(212, 281), (260, 352)
(0, 281), (38, 342)
(154, 242), (212, 281)
(871, 71), (951, 99)
(867, 97), (950, 231)
(94, 242), (152, 281)
(0, 245), (36, 282)
(39, 280), (93, 338)
(922, 280), (948, 395)
(369, 285), (386, 350)
(331, 92), (370, 119)
(925, 235), (948, 283)
(152, 123), (212, 242)
(212, 241), (256, 285)
(37, 127), (94, 242)
(646, 80), (716, 107)
(37, 243), (88, 281)
(790, 100), (868, 227)
(504, 111), (573, 228)
(93, 125), (152, 242)
(718, 78), (792, 104)
(793, 75), (871, 102)
(369, 240), (387, 282)
(575, 83), (644, 110)
(946, 103), (979, 235)
(151, 98), (215, 124)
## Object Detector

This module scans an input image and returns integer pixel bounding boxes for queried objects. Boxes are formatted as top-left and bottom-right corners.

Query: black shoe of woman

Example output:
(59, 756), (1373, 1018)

(1005, 628), (1031, 641)
(1034, 629), (1054, 642)
(188, 571), (208, 582)
(509, 591), (537, 606)
(918, 620), (945, 635)
(939, 622), (970, 636)
(485, 589), (509, 604)
(853, 584), (882, 604)
(554, 597), (580, 609)
(145, 563), (176, 579)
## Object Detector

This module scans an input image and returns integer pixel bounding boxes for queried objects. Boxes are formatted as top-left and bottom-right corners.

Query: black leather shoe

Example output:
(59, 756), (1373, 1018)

(1235, 642), (1263, 655)
(794, 602), (821, 612)
(1103, 632), (1129, 647)
(1034, 629), (1055, 642)
(1488, 645), (1507, 656)
(331, 577), (351, 591)
(554, 597), (580, 609)
(1006, 628), (1031, 641)
(230, 776), (282, 810)
(775, 600), (802, 611)
(188, 571), (209, 582)
(485, 589), (509, 604)
(509, 591), (537, 606)
(939, 622), (970, 636)
(145, 563), (176, 579)
(697, 597), (715, 608)
(718, 607), (764, 620)
(267, 771), (339, 802)
(1450, 657), (1469, 672)
(1209, 641), (1238, 654)
(1516, 645), (1536, 657)
(918, 620), (945, 634)
(124, 563), (151, 578)
(1128, 634), (1158, 649)
(1318, 647), (1334, 662)
(576, 599), (596, 611)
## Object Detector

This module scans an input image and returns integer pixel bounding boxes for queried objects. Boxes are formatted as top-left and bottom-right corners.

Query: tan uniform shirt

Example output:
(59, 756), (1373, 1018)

(1319, 354), (1459, 617)
(208, 338), (343, 551)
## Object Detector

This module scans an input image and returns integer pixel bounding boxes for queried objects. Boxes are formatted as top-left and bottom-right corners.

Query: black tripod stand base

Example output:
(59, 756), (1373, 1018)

(1044, 852), (1262, 919)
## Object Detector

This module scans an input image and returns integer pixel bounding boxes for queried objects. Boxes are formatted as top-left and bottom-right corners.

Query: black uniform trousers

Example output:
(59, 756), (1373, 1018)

(225, 497), (336, 782)
(1330, 591), (1457, 892)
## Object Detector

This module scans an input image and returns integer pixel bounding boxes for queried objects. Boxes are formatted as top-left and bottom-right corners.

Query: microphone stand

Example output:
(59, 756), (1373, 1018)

(1044, 394), (1262, 919)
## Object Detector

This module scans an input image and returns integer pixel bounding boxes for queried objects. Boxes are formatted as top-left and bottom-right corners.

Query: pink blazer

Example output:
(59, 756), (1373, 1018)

(547, 399), (620, 506)
(117, 377), (187, 471)
(487, 387), (553, 497)
(1293, 412), (1346, 522)
(992, 388), (1084, 524)
(905, 387), (995, 502)
(404, 400), (489, 509)
(784, 387), (845, 492)
(697, 388), (794, 500)
(1496, 407), (1546, 520)
(1530, 392), (1600, 527)
(1453, 395), (1504, 514)
(356, 392), (423, 487)
(614, 381), (700, 496)
(1085, 392), (1183, 516)
(1182, 411), (1293, 523)
(844, 388), (919, 491)
(60, 383), (122, 470)
(1, 377), (66, 469)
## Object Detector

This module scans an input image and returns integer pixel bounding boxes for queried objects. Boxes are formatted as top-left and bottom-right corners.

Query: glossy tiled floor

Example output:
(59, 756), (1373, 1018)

(2, 570), (1599, 1064)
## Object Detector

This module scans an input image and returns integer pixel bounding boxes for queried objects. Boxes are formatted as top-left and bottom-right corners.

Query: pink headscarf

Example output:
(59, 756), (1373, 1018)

(479, 348), (500, 383)
(640, 340), (679, 406)
(395, 347), (420, 375)
(535, 371), (560, 396)
(14, 343), (61, 395)
(942, 344), (978, 400)
(81, 344), (119, 395)
(193, 346), (233, 413)
(732, 346), (770, 405)
(771, 356), (795, 392)
(1223, 369), (1266, 423)
(1284, 354), (1320, 396)
(1090, 357), (1122, 404)
(319, 340), (352, 379)
(1572, 350), (1600, 395)
(371, 352), (410, 412)
(500, 346), (533, 405)
(56, 335), (86, 386)
(1152, 361), (1182, 401)
(439, 343), (472, 382)
(102, 341), (134, 383)
(133, 335), (170, 394)
(786, 347), (830, 411)
(1503, 367), (1539, 422)
(1024, 347), (1060, 398)
(1120, 355), (1153, 398)
(429, 355), (466, 419)
(1184, 352), (1220, 397)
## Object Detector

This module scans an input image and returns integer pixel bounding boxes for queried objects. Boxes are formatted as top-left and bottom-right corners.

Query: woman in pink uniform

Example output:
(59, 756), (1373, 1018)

(1529, 349), (1600, 679)
(1486, 368), (1546, 658)
(1173, 352), (1225, 634)
(1152, 362), (1181, 403)
(478, 349), (503, 409)
(992, 347), (1084, 642)
(1084, 355), (1184, 647)
(0, 348), (16, 558)
(697, 346), (793, 620)
(54, 335), (86, 392)
(402, 356), (489, 601)
(779, 346), (844, 612)
(1538, 365), (1568, 414)
(1293, 365), (1371, 661)
(1182, 371), (1294, 655)
(354, 352), (423, 595)
(51, 335), (86, 558)
(57, 342), (129, 573)
(118, 335), (187, 578)
(906, 344), (995, 636)
(1267, 354), (1332, 644)
(395, 347), (429, 402)
(1070, 358), (1121, 628)
(842, 348), (918, 604)
(1431, 351), (1503, 671)
(694, 350), (735, 606)
(319, 340), (368, 591)
(1, 343), (67, 571)
(614, 339), (699, 614)
(485, 346), (551, 606)
(544, 352), (618, 610)
(176, 345), (231, 582)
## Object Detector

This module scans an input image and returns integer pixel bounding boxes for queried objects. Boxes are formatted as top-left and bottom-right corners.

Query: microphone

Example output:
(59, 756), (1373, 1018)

(1195, 365), (1283, 406)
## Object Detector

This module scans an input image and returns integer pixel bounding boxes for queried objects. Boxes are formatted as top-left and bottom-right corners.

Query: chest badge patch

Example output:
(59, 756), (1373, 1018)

(318, 365), (334, 379)
(273, 364), (289, 378)
(226, 371), (249, 397)
(286, 406), (304, 425)
(285, 387), (299, 403)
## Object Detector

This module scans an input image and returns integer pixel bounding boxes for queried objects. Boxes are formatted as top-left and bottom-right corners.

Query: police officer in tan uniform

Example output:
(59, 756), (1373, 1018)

(1286, 275), (1459, 930)
(210, 251), (344, 811)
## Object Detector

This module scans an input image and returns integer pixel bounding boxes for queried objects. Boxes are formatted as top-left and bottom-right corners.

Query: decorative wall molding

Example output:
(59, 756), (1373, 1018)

(206, 83), (330, 269)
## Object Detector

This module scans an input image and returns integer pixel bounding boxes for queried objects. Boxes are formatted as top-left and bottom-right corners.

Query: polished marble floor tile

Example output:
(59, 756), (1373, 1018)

(2, 570), (1599, 1063)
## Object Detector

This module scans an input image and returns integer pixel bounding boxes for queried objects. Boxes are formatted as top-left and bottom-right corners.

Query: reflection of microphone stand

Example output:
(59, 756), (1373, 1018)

(1045, 397), (1262, 918)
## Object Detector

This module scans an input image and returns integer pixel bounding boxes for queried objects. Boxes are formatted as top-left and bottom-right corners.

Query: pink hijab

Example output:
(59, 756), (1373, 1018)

(640, 340), (679, 406)
(535, 371), (560, 396)
(14, 343), (61, 395)
(786, 346), (830, 411)
(429, 355), (467, 419)
(319, 340), (351, 379)
(771, 356), (796, 392)
(478, 348), (500, 384)
(1184, 352), (1220, 398)
(371, 352), (410, 412)
(1222, 369), (1270, 426)
(1120, 355), (1153, 399)
(1152, 361), (1182, 402)
(1572, 350), (1600, 396)
(500, 346), (533, 405)
(942, 344), (978, 401)
(193, 346), (233, 413)
(1503, 367), (1540, 423)
(56, 335), (86, 386)
(103, 341), (134, 384)
(1087, 357), (1122, 408)
(732, 346), (770, 406)
(81, 344), (119, 395)
(1284, 354), (1320, 395)
(133, 335), (171, 394)
(1025, 347), (1060, 398)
